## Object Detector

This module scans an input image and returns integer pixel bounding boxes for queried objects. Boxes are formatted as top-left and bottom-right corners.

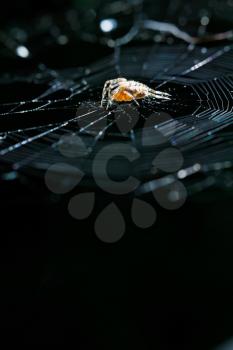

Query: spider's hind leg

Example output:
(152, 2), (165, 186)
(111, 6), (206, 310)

(132, 97), (140, 107)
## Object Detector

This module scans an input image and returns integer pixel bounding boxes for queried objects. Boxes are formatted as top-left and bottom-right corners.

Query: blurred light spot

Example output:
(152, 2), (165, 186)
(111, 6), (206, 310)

(2, 171), (18, 181)
(224, 161), (232, 168)
(107, 39), (115, 47)
(16, 45), (29, 58)
(201, 47), (208, 54)
(201, 16), (210, 26)
(100, 18), (118, 33)
(154, 34), (162, 42)
(193, 163), (201, 172)
(168, 190), (181, 202)
(12, 28), (27, 41)
(177, 169), (187, 179)
(57, 35), (69, 45)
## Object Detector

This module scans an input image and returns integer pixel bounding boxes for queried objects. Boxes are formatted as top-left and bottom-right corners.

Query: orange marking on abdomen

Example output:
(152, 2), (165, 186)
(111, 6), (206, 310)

(112, 91), (133, 102)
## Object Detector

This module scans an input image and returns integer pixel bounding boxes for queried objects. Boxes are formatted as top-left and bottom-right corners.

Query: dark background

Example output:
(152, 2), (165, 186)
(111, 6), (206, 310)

(0, 0), (233, 348)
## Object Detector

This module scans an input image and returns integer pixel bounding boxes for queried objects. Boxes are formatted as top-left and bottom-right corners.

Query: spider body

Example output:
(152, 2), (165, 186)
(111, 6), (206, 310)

(101, 78), (171, 109)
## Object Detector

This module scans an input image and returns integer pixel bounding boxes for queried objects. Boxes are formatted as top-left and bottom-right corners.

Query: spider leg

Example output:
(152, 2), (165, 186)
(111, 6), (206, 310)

(107, 83), (114, 110)
(148, 89), (171, 100)
(155, 90), (171, 98)
(101, 81), (110, 108)
(101, 79), (126, 108)
(101, 80), (116, 108)
(133, 99), (140, 107)
(101, 96), (108, 108)
(106, 99), (112, 109)
(102, 78), (135, 109)
(129, 94), (140, 107)
(111, 78), (127, 84)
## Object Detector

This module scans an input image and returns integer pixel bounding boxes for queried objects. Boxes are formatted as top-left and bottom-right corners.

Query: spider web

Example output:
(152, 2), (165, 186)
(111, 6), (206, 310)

(0, 5), (233, 196)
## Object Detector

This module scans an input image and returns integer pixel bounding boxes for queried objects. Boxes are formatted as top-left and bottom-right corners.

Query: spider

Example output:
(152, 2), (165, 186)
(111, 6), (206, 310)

(101, 78), (171, 109)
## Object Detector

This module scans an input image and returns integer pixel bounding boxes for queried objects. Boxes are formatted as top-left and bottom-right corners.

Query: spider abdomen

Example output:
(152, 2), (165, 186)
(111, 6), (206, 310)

(112, 89), (146, 102)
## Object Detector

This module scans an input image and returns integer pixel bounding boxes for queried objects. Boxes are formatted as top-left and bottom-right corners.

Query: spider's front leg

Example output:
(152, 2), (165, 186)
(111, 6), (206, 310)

(101, 80), (111, 108)
(101, 78), (127, 109)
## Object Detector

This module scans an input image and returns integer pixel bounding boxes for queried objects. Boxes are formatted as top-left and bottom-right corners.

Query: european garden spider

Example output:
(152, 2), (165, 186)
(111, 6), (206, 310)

(101, 78), (171, 109)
